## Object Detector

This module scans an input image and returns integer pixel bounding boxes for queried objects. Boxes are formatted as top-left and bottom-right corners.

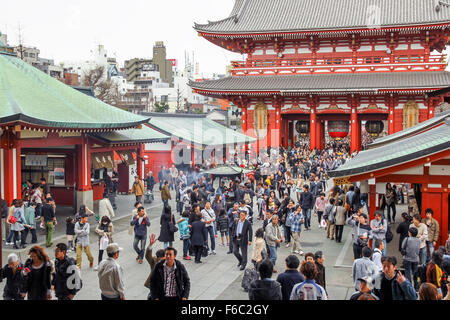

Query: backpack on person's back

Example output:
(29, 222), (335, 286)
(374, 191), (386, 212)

(241, 267), (260, 292)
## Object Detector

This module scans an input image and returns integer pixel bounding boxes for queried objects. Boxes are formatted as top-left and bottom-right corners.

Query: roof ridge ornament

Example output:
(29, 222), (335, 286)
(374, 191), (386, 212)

(435, 0), (450, 11)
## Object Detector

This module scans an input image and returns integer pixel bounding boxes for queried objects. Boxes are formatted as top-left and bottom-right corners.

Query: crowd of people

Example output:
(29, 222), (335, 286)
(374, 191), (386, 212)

(1, 142), (450, 301)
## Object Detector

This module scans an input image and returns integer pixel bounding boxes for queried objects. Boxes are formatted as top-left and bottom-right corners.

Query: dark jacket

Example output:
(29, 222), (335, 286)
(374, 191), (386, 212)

(299, 191), (314, 209)
(217, 215), (229, 232)
(227, 208), (239, 228)
(41, 203), (55, 222)
(276, 270), (305, 300)
(373, 270), (418, 300)
(66, 221), (75, 236)
(231, 219), (253, 244)
(190, 220), (208, 246)
(131, 216), (150, 237)
(248, 279), (282, 300)
(396, 221), (411, 252)
(52, 256), (78, 298)
(149, 259), (190, 300)
(23, 259), (52, 300)
(315, 262), (326, 291)
(158, 210), (174, 243)
(0, 263), (27, 297)
(1, 199), (8, 218)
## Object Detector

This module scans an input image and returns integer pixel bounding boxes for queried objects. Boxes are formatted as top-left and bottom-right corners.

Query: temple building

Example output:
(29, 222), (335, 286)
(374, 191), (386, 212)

(0, 41), (166, 209)
(190, 0), (450, 152)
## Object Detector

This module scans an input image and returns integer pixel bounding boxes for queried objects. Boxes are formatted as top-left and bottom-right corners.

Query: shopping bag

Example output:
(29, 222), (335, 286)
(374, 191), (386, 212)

(100, 235), (109, 250)
(320, 219), (327, 228)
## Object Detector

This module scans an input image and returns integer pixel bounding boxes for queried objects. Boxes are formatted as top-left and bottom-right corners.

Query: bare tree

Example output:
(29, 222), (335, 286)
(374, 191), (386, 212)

(82, 65), (123, 107)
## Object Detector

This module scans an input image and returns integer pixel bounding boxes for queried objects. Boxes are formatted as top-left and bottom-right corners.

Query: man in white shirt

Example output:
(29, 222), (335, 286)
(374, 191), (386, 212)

(201, 201), (216, 255)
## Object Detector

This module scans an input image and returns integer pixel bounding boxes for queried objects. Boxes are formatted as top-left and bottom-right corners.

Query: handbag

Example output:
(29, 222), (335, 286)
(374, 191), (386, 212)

(169, 214), (178, 233)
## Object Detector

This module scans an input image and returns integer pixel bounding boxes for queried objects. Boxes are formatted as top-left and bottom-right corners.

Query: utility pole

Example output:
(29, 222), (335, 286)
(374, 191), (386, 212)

(16, 23), (25, 60)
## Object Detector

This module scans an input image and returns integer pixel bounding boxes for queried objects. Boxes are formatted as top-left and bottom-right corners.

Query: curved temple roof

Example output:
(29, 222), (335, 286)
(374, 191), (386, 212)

(190, 72), (450, 95)
(328, 117), (450, 178)
(195, 0), (450, 35)
(141, 112), (257, 146)
(0, 53), (149, 129)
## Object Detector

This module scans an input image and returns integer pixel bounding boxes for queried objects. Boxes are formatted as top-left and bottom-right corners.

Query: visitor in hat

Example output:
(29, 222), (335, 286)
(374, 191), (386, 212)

(97, 243), (125, 300)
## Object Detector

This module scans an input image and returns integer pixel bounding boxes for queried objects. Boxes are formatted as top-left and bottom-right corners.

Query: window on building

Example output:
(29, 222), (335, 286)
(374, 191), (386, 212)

(161, 95), (168, 103)
(24, 52), (29, 57)
(29, 53), (35, 58)
(21, 157), (65, 186)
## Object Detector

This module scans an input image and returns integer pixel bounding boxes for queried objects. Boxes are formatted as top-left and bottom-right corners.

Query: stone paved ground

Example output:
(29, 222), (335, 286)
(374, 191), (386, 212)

(0, 188), (407, 300)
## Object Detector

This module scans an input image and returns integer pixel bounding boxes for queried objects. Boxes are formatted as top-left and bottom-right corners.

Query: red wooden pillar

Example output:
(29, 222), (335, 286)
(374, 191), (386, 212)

(76, 134), (92, 192)
(317, 120), (325, 150)
(275, 106), (282, 148)
(282, 117), (289, 148)
(137, 144), (144, 180)
(369, 183), (377, 220)
(357, 119), (362, 151)
(388, 106), (395, 134)
(0, 129), (20, 205)
(191, 146), (195, 168)
(350, 107), (360, 153)
(310, 108), (317, 150)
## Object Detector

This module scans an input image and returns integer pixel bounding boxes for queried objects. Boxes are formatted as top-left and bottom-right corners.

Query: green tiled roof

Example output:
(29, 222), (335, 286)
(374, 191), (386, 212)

(328, 118), (450, 178)
(89, 125), (170, 145)
(0, 54), (149, 129)
(202, 165), (254, 176)
(142, 113), (257, 146)
(368, 110), (450, 149)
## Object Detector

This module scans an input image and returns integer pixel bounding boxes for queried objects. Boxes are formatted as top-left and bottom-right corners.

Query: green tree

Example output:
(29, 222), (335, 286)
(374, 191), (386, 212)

(154, 102), (169, 113)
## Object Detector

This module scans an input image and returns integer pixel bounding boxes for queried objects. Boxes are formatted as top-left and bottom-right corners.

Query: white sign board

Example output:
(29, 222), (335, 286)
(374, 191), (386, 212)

(25, 155), (48, 166)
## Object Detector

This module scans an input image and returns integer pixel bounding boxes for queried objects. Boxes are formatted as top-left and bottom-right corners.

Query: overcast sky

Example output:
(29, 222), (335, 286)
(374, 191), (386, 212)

(1, 1), (449, 76)
(0, 0), (243, 76)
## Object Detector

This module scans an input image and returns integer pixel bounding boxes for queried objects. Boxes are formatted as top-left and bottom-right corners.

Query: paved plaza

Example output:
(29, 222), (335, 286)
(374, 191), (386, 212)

(1, 188), (406, 300)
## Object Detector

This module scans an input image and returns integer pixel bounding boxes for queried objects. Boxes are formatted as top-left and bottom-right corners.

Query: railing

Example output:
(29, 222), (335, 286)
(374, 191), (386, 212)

(230, 54), (447, 75)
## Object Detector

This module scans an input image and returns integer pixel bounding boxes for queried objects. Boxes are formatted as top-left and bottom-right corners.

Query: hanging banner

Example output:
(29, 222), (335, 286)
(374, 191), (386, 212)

(92, 152), (114, 169)
(117, 150), (136, 166)
(25, 155), (48, 167)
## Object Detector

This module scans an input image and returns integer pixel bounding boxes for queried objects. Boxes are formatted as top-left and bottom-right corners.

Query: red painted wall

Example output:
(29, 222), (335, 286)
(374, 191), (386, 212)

(143, 150), (172, 182)
(50, 186), (74, 207)
(422, 190), (449, 246)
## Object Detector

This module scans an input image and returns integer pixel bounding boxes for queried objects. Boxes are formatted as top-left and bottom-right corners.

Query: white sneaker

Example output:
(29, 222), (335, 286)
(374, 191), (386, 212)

(94, 266), (98, 271)
(293, 250), (300, 254)
(286, 243), (290, 248)
(6, 242), (13, 246)
(299, 250), (305, 256)
(211, 250), (216, 255)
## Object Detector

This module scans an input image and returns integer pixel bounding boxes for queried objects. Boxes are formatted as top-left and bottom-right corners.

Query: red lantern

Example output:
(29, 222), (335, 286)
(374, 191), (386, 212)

(328, 121), (349, 140)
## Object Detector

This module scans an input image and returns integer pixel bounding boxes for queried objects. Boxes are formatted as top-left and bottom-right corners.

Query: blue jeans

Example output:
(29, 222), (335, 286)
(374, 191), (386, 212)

(419, 247), (427, 266)
(205, 226), (215, 251)
(426, 241), (434, 262)
(268, 245), (278, 267)
(183, 238), (191, 257)
(133, 235), (146, 260)
(404, 260), (419, 290)
(164, 241), (173, 249)
(302, 209), (311, 229)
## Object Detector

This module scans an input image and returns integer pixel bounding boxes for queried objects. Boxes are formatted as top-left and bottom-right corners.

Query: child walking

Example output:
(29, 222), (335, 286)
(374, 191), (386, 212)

(217, 209), (229, 246)
(66, 216), (75, 252)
